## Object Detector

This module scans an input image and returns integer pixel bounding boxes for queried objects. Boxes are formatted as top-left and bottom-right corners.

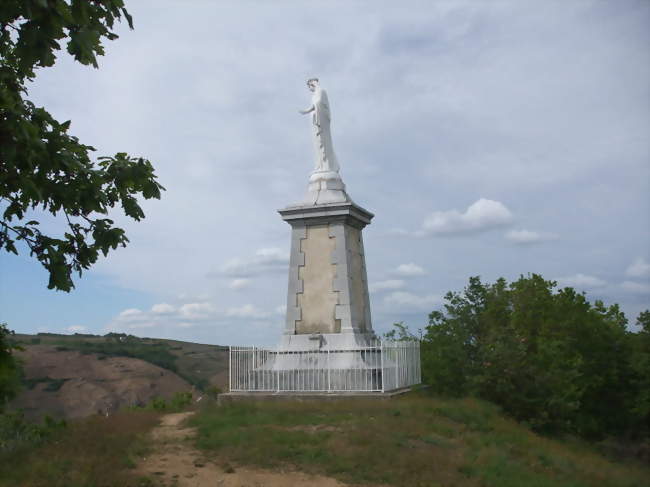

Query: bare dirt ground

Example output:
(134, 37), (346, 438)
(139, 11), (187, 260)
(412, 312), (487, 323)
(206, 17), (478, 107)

(12, 345), (192, 419)
(137, 411), (349, 487)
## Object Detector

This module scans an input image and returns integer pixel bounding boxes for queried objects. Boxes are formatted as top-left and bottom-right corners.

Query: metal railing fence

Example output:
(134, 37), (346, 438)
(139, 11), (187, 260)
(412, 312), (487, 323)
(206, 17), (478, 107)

(229, 340), (420, 393)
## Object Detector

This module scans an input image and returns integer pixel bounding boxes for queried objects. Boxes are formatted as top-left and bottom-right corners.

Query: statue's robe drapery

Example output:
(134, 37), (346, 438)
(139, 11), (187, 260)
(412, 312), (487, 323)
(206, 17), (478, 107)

(311, 88), (340, 173)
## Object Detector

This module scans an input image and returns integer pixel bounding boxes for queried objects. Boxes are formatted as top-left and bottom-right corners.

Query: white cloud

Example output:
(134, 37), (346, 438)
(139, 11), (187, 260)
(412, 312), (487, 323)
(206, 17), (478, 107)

(151, 303), (175, 314)
(6, 2), (647, 345)
(118, 308), (143, 318)
(113, 308), (156, 328)
(394, 263), (426, 277)
(555, 273), (606, 289)
(228, 278), (251, 290)
(66, 325), (87, 333)
(219, 248), (289, 277)
(256, 248), (288, 261)
(384, 291), (440, 311)
(226, 304), (268, 319)
(106, 298), (280, 339)
(419, 199), (513, 236)
(179, 302), (216, 320)
(369, 279), (406, 292)
(505, 229), (558, 245)
(275, 304), (287, 315)
(625, 258), (650, 278)
(620, 281), (650, 294)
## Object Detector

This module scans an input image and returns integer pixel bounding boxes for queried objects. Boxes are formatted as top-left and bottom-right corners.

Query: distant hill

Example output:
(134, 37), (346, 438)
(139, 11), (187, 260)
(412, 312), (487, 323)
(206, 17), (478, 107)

(10, 333), (229, 420)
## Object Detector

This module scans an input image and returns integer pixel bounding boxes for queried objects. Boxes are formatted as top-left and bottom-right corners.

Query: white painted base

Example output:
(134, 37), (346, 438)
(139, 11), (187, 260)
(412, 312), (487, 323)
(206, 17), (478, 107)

(278, 332), (377, 351)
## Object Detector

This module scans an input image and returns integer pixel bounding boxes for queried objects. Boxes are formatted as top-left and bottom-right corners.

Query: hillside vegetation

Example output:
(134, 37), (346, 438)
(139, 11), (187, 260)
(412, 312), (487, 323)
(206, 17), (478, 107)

(404, 275), (649, 442)
(2, 392), (648, 487)
(0, 409), (162, 487)
(12, 332), (229, 392)
(10, 346), (192, 420)
(191, 392), (649, 487)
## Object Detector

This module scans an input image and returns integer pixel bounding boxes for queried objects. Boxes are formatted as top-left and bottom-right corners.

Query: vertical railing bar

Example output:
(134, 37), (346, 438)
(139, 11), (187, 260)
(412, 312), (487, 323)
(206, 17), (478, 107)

(379, 341), (383, 392)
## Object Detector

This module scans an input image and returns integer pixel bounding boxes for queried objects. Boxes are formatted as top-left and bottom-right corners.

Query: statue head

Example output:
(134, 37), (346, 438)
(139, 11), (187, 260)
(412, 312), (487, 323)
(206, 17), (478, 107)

(307, 78), (319, 92)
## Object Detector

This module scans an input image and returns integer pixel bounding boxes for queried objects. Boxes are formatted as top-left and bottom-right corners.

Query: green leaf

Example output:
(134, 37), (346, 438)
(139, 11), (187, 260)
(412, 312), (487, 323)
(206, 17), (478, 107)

(1, 2), (163, 291)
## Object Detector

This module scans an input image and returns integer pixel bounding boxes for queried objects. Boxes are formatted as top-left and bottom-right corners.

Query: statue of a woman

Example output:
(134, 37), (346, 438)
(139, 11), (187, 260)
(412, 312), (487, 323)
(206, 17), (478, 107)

(299, 78), (340, 174)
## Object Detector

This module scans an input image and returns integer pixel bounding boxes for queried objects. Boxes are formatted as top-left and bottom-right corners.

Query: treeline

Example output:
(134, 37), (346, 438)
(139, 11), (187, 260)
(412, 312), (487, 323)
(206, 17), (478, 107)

(402, 274), (649, 439)
(53, 337), (178, 374)
(51, 336), (209, 390)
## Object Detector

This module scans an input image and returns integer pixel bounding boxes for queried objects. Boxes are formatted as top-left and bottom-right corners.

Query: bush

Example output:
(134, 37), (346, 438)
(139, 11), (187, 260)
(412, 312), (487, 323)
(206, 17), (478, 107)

(0, 323), (22, 411)
(0, 411), (66, 454)
(131, 392), (193, 412)
(205, 386), (222, 399)
(419, 275), (647, 439)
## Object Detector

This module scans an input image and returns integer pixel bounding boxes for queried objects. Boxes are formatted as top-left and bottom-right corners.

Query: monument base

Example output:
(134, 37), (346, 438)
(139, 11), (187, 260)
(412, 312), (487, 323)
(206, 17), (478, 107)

(278, 332), (377, 351)
(217, 386), (418, 405)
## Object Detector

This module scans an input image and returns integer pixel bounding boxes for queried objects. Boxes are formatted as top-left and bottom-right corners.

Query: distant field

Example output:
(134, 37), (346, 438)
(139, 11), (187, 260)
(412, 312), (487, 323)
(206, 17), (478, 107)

(190, 391), (650, 487)
(13, 333), (229, 391)
(8, 333), (228, 421)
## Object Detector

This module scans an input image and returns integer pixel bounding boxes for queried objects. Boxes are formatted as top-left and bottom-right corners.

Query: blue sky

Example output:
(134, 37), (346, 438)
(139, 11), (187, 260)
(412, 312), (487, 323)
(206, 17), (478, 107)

(1, 1), (648, 345)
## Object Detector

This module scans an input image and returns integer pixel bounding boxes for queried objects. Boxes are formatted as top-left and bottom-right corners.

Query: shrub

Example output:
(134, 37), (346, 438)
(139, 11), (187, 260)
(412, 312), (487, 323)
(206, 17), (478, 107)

(0, 411), (66, 454)
(419, 275), (647, 438)
(131, 392), (193, 412)
(0, 323), (22, 411)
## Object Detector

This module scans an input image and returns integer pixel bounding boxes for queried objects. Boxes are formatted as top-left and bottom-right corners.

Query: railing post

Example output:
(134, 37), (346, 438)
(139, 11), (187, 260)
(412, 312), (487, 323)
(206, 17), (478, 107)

(395, 343), (399, 389)
(327, 348), (331, 392)
(380, 340), (385, 393)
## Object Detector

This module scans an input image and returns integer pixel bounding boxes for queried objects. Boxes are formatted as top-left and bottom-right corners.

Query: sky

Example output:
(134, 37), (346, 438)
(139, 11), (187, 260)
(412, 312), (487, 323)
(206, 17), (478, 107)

(1, 0), (648, 345)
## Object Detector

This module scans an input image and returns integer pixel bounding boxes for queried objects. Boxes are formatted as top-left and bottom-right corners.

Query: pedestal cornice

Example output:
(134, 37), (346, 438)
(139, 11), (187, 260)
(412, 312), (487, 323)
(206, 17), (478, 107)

(278, 201), (374, 229)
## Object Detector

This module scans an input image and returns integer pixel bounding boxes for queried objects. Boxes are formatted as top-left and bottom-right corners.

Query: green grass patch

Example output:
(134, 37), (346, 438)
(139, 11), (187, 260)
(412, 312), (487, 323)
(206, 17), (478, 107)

(129, 391), (193, 412)
(190, 391), (650, 487)
(0, 410), (161, 487)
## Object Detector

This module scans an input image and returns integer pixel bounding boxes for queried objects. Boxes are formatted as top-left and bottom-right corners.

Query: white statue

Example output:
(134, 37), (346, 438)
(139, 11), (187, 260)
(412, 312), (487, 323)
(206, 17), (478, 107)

(300, 78), (340, 174)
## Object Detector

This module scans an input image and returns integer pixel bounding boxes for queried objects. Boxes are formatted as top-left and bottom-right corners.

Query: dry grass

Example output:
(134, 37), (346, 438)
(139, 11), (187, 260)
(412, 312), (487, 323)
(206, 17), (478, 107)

(0, 411), (162, 487)
(190, 391), (650, 487)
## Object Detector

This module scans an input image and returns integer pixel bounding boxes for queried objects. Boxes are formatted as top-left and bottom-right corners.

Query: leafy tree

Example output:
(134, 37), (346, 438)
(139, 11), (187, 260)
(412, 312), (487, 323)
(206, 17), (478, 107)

(383, 321), (420, 341)
(627, 310), (650, 438)
(420, 274), (641, 438)
(0, 323), (22, 411)
(1, 0), (164, 291)
(636, 309), (650, 333)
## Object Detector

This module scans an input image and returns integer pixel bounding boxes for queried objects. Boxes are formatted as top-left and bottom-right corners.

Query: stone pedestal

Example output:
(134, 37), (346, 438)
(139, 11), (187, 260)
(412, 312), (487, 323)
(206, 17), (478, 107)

(278, 199), (375, 352)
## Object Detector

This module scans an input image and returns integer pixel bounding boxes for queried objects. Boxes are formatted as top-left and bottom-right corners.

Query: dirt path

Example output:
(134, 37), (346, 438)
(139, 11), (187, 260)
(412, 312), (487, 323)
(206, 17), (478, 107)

(137, 411), (349, 487)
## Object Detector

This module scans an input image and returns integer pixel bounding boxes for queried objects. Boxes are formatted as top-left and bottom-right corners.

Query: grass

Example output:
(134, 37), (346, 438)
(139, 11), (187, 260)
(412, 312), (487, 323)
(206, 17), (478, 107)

(190, 391), (650, 487)
(129, 391), (194, 412)
(0, 410), (162, 487)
